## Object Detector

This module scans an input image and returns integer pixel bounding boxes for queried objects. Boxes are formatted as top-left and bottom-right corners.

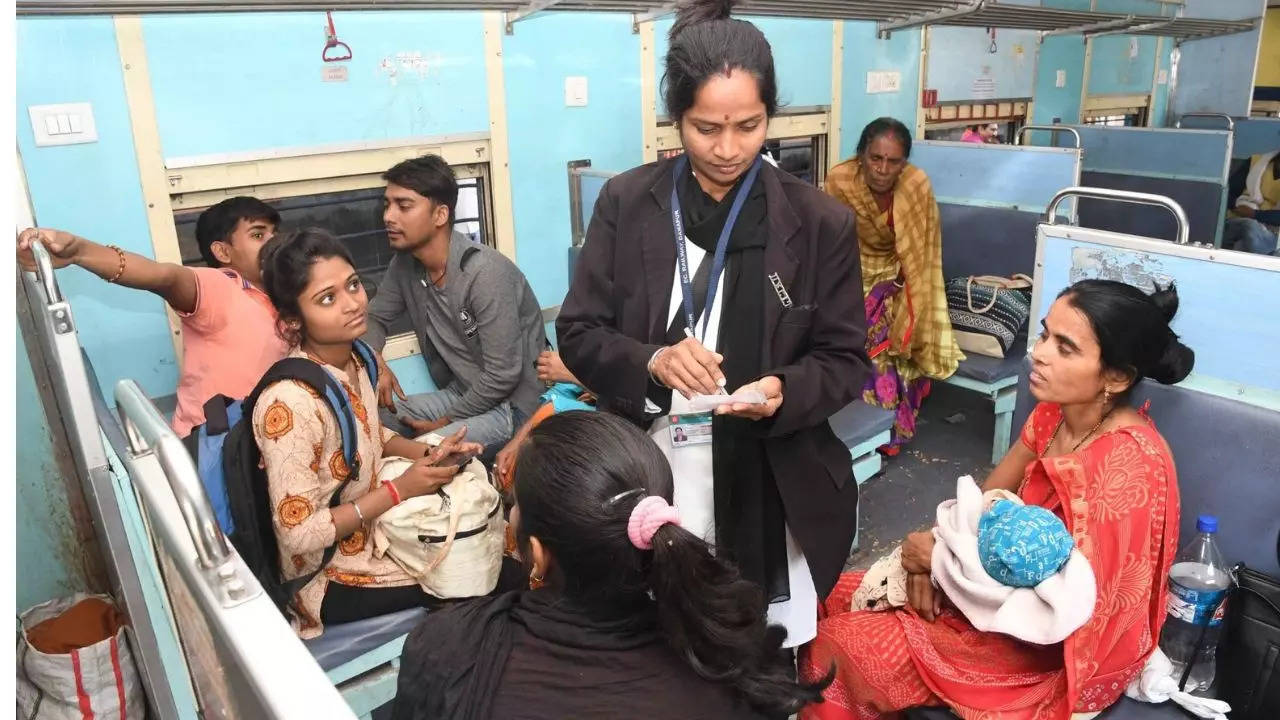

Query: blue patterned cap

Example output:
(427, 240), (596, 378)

(977, 501), (1075, 588)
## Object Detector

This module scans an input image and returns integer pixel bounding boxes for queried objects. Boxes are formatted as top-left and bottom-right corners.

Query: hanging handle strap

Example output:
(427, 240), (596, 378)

(322, 11), (352, 62)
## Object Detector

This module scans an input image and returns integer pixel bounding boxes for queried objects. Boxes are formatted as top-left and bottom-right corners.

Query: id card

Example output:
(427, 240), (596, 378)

(668, 412), (713, 447)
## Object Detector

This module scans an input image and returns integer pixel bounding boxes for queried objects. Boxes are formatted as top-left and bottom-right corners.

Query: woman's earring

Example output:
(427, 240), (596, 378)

(1103, 388), (1112, 406)
(529, 569), (545, 590)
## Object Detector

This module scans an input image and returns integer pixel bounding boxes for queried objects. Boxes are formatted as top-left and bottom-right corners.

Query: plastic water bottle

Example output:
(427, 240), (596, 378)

(1158, 515), (1230, 693)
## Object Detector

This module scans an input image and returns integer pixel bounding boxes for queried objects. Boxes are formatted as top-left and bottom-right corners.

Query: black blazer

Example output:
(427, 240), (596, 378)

(556, 157), (871, 599)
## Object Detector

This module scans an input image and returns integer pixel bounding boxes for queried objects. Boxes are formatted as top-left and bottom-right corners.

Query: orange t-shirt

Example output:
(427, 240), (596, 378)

(171, 268), (289, 437)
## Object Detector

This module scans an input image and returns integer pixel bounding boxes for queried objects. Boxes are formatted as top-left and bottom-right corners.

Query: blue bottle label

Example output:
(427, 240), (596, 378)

(1166, 578), (1227, 627)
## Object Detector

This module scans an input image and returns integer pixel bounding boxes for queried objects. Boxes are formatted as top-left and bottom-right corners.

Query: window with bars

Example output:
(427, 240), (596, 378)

(657, 135), (826, 188)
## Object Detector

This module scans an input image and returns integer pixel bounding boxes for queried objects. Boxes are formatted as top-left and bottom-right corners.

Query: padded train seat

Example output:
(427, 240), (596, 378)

(939, 204), (1040, 281)
(906, 696), (1179, 719)
(304, 607), (427, 673)
(828, 400), (895, 449)
(953, 334), (1028, 385)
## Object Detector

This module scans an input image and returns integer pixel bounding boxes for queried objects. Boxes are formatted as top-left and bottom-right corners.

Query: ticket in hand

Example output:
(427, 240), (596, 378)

(686, 389), (768, 412)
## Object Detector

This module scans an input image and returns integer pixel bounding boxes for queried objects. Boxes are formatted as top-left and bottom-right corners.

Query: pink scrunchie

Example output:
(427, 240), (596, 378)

(627, 496), (682, 550)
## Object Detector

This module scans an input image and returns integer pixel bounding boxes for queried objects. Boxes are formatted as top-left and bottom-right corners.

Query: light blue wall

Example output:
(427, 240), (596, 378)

(1032, 35), (1088, 128)
(17, 17), (179, 402)
(504, 13), (643, 312)
(1171, 0), (1266, 118)
(16, 329), (90, 611)
(1087, 35), (1159, 96)
(911, 142), (1080, 212)
(653, 16), (834, 115)
(838, 22), (921, 162)
(143, 12), (490, 159)
(927, 27), (1038, 102)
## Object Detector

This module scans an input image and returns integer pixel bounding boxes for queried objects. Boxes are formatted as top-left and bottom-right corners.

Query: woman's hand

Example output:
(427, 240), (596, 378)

(536, 350), (581, 386)
(715, 376), (783, 421)
(394, 457), (462, 498)
(494, 436), (521, 489)
(906, 572), (943, 622)
(424, 426), (483, 467)
(649, 337), (725, 398)
(901, 530), (936, 575)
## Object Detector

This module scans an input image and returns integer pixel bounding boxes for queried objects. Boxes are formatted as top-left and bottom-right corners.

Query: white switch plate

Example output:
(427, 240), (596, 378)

(29, 102), (98, 147)
(564, 76), (588, 107)
(866, 70), (901, 94)
(1055, 70), (1067, 89)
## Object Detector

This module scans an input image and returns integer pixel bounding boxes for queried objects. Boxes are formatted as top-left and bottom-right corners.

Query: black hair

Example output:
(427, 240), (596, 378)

(1058, 280), (1195, 397)
(195, 196), (281, 268)
(258, 227), (357, 347)
(662, 0), (779, 121)
(513, 411), (829, 716)
(856, 117), (913, 158)
(383, 154), (459, 224)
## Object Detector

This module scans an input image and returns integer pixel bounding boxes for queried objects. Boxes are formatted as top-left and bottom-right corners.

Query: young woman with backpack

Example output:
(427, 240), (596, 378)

(253, 227), (502, 638)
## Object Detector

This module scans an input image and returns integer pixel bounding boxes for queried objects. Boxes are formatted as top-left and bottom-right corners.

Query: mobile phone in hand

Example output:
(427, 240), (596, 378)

(434, 450), (479, 468)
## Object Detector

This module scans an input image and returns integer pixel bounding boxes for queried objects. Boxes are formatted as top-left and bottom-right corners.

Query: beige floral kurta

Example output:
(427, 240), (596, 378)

(253, 347), (415, 639)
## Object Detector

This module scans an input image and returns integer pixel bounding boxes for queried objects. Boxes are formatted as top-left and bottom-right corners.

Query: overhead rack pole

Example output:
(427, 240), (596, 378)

(505, 0), (567, 33)
(632, 0), (675, 32)
(1039, 15), (1135, 41)
(877, 0), (984, 39)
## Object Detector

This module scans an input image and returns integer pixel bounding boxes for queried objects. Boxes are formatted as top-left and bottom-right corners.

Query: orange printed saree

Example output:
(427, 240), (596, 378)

(800, 402), (1180, 719)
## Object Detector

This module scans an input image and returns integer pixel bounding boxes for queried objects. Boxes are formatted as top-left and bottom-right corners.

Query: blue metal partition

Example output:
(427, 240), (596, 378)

(1069, 125), (1232, 246)
(909, 141), (1082, 463)
(1229, 118), (1280, 159)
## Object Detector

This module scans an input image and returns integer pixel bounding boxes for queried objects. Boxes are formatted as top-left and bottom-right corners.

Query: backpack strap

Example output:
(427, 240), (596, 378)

(352, 338), (380, 390)
(245, 356), (366, 605)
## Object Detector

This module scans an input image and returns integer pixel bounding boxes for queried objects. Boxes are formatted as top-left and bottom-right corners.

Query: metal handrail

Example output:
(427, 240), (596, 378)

(1175, 113), (1235, 131)
(1046, 186), (1190, 245)
(1016, 125), (1082, 149)
(28, 236), (62, 305)
(115, 379), (231, 570)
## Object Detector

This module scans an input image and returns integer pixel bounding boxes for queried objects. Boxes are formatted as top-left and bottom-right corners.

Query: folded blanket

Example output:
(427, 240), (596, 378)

(931, 476), (1096, 645)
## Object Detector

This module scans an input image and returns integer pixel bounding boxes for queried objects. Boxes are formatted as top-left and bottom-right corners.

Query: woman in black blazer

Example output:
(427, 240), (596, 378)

(556, 0), (870, 648)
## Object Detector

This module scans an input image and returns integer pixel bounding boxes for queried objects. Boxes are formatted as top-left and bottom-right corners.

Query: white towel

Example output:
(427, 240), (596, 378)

(930, 476), (1097, 645)
(1124, 648), (1231, 720)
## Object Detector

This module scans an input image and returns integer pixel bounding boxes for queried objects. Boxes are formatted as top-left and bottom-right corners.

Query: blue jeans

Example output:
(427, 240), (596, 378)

(1223, 217), (1279, 255)
(379, 384), (515, 452)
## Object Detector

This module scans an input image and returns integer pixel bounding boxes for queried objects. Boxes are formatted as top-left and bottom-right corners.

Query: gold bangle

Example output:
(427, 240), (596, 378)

(105, 245), (126, 284)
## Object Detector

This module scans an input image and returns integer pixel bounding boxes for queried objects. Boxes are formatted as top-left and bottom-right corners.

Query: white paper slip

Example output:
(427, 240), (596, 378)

(686, 389), (767, 413)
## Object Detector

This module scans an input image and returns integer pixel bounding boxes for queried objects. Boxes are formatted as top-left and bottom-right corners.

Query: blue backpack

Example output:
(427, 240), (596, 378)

(184, 340), (379, 613)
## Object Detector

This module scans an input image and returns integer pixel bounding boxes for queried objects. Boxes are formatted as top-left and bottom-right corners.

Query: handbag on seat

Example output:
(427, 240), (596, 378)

(945, 274), (1033, 359)
(1216, 532), (1280, 720)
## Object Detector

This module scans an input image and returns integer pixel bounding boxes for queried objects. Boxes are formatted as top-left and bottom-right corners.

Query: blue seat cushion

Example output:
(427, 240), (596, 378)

(905, 696), (1186, 719)
(829, 401), (895, 448)
(953, 334), (1027, 385)
(303, 607), (427, 672)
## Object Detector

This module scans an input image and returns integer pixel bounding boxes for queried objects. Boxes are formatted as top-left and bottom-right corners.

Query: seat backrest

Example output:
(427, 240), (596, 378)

(1013, 363), (1280, 578)
(940, 203), (1040, 281)
(1077, 171), (1224, 245)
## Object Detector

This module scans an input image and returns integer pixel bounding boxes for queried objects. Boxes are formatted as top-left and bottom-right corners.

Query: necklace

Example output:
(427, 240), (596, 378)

(1041, 407), (1114, 458)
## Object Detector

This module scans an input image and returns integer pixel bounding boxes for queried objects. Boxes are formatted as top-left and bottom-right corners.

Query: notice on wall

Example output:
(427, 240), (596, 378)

(971, 77), (996, 100)
(1157, 69), (1169, 85)
(322, 64), (349, 83)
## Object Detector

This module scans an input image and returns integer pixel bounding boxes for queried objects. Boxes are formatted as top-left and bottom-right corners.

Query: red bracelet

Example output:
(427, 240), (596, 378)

(385, 480), (402, 506)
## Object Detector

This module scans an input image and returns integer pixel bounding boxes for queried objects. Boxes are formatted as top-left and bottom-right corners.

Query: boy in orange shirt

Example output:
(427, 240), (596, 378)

(18, 196), (290, 436)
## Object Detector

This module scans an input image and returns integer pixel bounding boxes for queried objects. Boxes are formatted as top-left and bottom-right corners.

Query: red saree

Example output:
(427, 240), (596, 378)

(800, 402), (1181, 720)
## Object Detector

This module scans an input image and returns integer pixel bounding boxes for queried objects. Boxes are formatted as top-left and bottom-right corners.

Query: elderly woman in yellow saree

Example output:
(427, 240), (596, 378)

(826, 117), (963, 454)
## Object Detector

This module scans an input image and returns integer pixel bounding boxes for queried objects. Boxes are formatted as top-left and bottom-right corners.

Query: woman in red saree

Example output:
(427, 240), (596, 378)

(801, 279), (1196, 720)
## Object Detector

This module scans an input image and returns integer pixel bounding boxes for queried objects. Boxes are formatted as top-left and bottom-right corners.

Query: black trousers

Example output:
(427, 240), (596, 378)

(320, 555), (526, 626)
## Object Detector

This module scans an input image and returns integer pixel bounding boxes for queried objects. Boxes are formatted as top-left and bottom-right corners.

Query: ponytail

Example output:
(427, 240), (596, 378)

(648, 524), (830, 714)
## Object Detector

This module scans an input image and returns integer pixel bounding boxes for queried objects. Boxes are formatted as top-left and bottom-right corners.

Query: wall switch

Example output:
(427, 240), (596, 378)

(866, 70), (902, 94)
(1055, 70), (1067, 89)
(564, 76), (588, 107)
(29, 102), (98, 147)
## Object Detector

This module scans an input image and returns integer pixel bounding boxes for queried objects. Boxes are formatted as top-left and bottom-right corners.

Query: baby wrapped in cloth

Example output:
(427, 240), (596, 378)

(851, 475), (1096, 644)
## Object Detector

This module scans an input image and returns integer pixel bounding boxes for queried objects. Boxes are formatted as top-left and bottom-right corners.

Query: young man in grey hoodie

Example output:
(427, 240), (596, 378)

(363, 155), (546, 451)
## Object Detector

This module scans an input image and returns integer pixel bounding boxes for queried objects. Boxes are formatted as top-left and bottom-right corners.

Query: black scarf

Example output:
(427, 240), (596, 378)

(392, 590), (659, 720)
(652, 162), (790, 605)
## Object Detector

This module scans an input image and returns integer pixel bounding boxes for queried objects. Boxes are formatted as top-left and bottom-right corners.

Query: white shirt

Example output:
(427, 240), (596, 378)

(646, 237), (818, 649)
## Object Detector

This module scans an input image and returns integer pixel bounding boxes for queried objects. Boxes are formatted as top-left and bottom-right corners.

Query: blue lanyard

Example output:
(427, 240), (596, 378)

(669, 154), (763, 342)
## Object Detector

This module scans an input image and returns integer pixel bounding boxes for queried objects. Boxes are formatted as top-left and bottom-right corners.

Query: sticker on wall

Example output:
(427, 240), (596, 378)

(1129, 37), (1140, 60)
(322, 64), (349, 83)
(971, 77), (996, 100)
(1157, 69), (1169, 85)
(1013, 43), (1026, 67)
(1056, 70), (1067, 89)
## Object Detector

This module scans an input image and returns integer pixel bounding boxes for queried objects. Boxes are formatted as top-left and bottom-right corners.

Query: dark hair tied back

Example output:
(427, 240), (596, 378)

(663, 0), (778, 121)
(1059, 279), (1195, 394)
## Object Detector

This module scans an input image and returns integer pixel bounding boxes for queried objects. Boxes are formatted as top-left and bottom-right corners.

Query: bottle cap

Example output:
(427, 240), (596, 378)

(1197, 514), (1218, 533)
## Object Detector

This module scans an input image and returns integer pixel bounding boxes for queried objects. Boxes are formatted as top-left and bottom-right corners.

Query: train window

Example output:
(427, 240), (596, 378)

(652, 108), (830, 187)
(164, 141), (495, 359)
(1082, 95), (1149, 127)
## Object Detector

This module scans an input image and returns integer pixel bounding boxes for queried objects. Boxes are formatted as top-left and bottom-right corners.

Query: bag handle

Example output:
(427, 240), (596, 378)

(424, 481), (467, 573)
(965, 277), (1000, 314)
